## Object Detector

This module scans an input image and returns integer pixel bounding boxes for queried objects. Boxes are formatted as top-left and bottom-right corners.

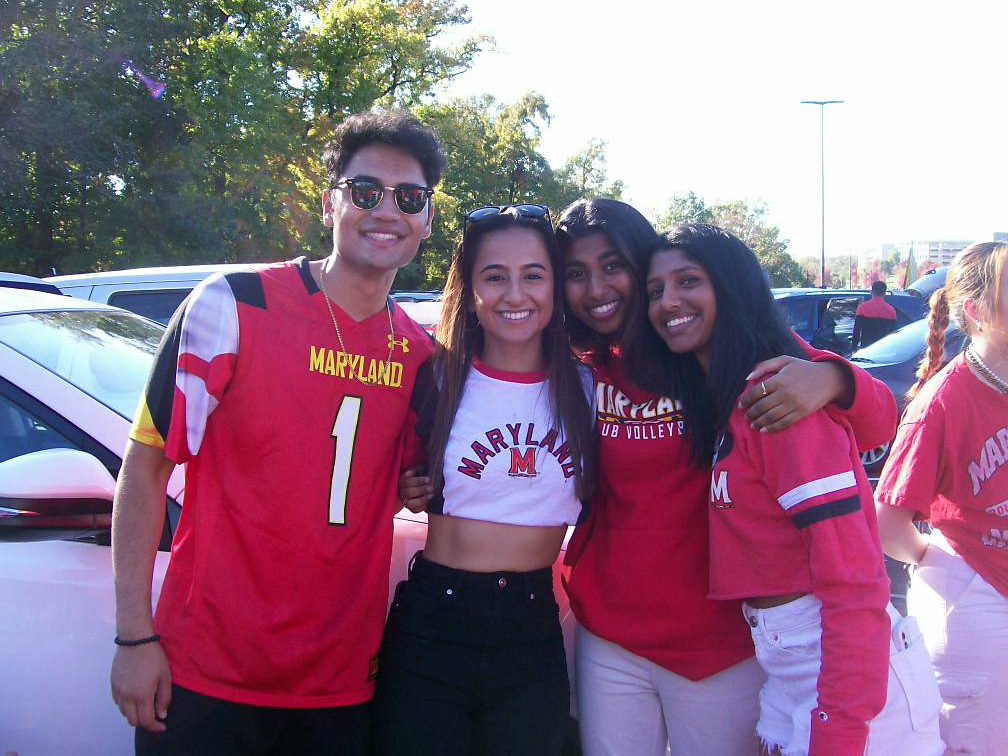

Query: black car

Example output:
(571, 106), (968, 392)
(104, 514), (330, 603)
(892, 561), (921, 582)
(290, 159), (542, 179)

(773, 288), (929, 357)
(851, 316), (968, 484)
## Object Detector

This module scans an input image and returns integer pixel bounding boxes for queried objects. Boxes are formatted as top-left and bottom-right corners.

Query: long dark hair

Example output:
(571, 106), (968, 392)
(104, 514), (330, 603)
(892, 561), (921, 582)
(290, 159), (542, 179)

(427, 211), (595, 500)
(626, 223), (803, 463)
(555, 198), (658, 356)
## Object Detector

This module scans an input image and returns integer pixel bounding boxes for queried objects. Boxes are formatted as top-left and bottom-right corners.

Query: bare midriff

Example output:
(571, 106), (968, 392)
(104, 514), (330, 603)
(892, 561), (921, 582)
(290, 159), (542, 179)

(423, 513), (567, 572)
(746, 592), (809, 609)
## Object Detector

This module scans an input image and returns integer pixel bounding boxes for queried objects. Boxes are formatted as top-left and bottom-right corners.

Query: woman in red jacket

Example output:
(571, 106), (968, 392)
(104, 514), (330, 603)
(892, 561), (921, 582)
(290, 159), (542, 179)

(635, 223), (941, 756)
(554, 199), (902, 756)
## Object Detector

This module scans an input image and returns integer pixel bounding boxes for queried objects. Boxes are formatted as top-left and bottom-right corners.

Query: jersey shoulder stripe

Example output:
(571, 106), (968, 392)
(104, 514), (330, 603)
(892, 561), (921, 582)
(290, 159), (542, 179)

(777, 470), (856, 510)
(790, 494), (861, 528)
(223, 269), (266, 309)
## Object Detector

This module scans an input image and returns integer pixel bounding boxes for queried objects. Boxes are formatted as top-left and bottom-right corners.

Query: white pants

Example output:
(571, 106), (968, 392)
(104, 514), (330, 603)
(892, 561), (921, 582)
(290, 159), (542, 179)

(910, 529), (1008, 755)
(575, 625), (765, 756)
(744, 595), (944, 756)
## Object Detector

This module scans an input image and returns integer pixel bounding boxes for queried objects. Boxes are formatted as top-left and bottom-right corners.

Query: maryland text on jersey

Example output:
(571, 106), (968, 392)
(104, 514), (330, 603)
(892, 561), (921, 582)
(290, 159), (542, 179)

(309, 345), (406, 387)
(969, 424), (1008, 496)
(457, 422), (576, 481)
(595, 380), (685, 440)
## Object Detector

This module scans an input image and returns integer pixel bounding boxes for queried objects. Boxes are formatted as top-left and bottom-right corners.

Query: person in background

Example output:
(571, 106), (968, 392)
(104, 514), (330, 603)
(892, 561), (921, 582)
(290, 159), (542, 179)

(639, 223), (942, 756)
(376, 204), (595, 756)
(110, 110), (443, 755)
(853, 280), (899, 349)
(553, 198), (901, 756)
(876, 241), (1008, 754)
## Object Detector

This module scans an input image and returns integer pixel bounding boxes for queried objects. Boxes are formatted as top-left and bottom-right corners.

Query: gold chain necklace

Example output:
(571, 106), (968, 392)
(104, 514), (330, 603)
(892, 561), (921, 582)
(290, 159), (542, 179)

(317, 260), (394, 383)
(966, 344), (1008, 395)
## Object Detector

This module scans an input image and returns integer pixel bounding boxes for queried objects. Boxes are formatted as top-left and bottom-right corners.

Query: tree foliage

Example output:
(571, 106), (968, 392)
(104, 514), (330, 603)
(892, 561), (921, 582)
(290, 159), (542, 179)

(403, 94), (622, 288)
(0, 0), (484, 275)
(656, 192), (810, 287)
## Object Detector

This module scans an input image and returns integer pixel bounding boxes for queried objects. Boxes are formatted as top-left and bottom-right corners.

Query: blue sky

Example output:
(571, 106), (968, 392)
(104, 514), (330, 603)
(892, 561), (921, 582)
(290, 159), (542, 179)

(437, 0), (1007, 260)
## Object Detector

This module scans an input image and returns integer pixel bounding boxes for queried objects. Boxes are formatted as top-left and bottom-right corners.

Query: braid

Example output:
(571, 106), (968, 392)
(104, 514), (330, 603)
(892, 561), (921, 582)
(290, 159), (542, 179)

(908, 288), (950, 401)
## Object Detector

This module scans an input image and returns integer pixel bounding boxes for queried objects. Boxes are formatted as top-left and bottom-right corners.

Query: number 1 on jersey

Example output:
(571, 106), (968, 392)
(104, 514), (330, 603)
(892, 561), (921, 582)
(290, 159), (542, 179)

(329, 395), (362, 525)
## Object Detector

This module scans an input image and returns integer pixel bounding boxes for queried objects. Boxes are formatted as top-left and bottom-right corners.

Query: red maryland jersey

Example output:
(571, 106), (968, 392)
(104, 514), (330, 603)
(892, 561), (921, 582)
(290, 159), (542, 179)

(130, 257), (435, 707)
(877, 353), (1008, 597)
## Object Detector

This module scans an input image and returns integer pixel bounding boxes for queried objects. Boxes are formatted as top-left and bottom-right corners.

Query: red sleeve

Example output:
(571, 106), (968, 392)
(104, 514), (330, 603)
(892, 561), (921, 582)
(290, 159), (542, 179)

(875, 396), (946, 520)
(798, 336), (898, 451)
(752, 410), (891, 756)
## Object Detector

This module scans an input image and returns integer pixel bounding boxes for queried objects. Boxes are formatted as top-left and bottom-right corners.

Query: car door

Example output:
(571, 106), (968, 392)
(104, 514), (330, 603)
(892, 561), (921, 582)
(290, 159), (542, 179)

(0, 338), (175, 756)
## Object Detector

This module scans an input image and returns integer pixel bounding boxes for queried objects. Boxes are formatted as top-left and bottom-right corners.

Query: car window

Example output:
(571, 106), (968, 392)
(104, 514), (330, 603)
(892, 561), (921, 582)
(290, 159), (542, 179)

(775, 298), (816, 335)
(0, 310), (162, 419)
(108, 289), (192, 326)
(824, 296), (862, 332)
(0, 394), (77, 464)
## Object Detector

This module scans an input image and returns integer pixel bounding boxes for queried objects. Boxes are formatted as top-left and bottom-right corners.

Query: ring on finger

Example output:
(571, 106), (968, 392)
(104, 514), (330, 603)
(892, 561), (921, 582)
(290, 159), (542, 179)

(760, 380), (769, 398)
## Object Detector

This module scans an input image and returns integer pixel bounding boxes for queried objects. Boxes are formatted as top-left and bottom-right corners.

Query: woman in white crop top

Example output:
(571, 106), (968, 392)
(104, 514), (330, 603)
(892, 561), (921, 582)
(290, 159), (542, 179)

(372, 204), (595, 756)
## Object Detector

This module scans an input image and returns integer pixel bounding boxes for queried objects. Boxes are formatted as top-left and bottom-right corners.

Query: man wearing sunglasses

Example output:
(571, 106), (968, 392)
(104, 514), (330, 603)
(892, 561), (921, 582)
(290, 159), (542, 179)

(111, 110), (444, 755)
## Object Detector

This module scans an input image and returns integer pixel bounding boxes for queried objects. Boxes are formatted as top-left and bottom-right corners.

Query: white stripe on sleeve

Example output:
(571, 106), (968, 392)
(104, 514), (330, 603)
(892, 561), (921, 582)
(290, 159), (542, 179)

(777, 470), (857, 510)
(179, 274), (239, 456)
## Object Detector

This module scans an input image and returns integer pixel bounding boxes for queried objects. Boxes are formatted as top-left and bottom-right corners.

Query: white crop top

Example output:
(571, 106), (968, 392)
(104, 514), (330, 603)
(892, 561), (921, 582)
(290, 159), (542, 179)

(428, 358), (591, 527)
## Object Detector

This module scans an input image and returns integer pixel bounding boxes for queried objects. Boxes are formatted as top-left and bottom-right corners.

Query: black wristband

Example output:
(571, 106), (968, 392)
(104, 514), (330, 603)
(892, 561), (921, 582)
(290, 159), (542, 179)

(114, 634), (161, 647)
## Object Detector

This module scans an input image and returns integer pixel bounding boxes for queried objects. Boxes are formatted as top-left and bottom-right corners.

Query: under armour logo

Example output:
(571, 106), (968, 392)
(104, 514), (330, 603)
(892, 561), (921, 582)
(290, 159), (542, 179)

(388, 335), (410, 353)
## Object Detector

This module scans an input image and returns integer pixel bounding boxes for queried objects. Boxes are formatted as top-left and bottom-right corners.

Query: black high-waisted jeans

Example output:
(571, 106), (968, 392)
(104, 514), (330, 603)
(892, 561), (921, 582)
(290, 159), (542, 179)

(372, 552), (569, 756)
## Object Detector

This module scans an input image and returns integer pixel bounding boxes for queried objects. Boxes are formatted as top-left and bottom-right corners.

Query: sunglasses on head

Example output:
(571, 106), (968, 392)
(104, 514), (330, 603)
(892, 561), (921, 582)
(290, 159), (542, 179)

(463, 203), (552, 227)
(333, 177), (433, 215)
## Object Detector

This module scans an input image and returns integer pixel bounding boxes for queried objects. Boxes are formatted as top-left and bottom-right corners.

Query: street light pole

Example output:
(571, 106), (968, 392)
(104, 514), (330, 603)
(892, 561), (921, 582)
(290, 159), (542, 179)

(801, 99), (843, 288)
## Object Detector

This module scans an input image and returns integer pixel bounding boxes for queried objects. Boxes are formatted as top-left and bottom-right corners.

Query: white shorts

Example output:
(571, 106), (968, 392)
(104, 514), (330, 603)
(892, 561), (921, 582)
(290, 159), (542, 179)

(743, 595), (943, 756)
(910, 528), (1008, 754)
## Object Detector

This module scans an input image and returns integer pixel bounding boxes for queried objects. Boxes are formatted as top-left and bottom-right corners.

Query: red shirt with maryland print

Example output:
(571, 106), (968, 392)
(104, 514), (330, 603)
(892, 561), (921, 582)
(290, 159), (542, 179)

(129, 257), (434, 707)
(708, 383), (891, 756)
(563, 344), (896, 681)
(877, 353), (1008, 596)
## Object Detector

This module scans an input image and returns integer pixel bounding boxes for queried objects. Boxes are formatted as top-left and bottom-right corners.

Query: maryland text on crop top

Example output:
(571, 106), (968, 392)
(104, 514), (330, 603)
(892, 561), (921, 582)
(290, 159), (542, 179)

(427, 358), (590, 527)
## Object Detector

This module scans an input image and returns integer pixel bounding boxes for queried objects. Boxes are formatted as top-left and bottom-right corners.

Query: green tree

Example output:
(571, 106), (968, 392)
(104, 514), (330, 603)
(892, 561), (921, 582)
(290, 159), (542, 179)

(553, 138), (624, 207)
(1, 0), (485, 276)
(656, 193), (810, 287)
(409, 92), (561, 288)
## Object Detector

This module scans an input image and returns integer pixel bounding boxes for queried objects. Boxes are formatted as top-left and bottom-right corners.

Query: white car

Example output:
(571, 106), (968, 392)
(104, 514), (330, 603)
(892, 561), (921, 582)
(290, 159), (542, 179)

(0, 289), (574, 756)
(47, 264), (444, 331)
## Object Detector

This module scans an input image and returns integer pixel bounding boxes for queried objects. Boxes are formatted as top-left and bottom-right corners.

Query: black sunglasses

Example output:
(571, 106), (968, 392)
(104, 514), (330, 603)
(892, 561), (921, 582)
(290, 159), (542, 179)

(333, 177), (433, 215)
(463, 203), (552, 227)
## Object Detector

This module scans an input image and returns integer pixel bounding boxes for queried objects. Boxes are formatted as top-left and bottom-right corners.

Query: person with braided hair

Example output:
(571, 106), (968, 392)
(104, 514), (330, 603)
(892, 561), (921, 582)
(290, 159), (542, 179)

(876, 241), (1008, 754)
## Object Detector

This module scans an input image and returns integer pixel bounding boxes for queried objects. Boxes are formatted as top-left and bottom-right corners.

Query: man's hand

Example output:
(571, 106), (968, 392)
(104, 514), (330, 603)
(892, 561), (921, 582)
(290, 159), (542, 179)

(398, 466), (433, 513)
(110, 642), (172, 732)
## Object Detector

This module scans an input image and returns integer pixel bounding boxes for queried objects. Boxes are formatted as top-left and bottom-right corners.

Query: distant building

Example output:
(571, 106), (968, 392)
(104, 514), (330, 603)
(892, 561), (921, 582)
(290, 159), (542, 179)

(911, 240), (972, 267)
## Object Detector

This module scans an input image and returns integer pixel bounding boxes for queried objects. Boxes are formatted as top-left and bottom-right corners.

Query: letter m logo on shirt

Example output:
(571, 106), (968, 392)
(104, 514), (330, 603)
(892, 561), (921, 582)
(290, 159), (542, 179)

(509, 447), (538, 477)
(711, 470), (733, 507)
